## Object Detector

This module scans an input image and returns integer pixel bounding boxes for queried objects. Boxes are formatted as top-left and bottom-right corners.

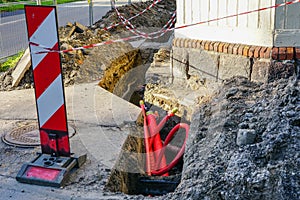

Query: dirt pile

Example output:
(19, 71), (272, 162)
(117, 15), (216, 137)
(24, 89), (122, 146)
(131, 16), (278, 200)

(160, 75), (300, 200)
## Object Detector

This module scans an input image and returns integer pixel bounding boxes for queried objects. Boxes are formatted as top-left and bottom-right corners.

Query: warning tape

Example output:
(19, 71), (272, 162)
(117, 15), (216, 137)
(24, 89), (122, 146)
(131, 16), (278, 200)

(104, 0), (164, 31)
(30, 0), (300, 54)
(112, 0), (174, 39)
(115, 9), (176, 39)
(174, 0), (300, 31)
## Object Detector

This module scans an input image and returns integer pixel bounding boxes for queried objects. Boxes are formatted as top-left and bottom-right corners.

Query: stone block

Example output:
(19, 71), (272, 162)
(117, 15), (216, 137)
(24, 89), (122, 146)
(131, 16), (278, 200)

(171, 47), (189, 79)
(188, 49), (219, 81)
(172, 47), (219, 81)
(251, 59), (271, 82)
(219, 54), (251, 80)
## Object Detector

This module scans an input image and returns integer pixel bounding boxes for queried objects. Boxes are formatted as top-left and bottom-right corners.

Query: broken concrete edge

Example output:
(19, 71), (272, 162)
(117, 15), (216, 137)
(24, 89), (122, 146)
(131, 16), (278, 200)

(11, 48), (31, 87)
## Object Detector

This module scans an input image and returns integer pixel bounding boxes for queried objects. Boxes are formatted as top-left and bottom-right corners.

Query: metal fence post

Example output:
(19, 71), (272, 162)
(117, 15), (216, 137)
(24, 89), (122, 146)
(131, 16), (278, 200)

(88, 0), (93, 27)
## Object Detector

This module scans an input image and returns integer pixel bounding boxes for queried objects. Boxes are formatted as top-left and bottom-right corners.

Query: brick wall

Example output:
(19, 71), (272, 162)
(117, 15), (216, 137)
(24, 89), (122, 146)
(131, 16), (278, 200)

(173, 38), (300, 60)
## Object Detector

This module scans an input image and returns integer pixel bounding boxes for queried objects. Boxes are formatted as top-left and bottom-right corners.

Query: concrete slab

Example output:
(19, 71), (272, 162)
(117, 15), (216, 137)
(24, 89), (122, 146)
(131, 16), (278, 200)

(11, 48), (31, 87)
(0, 81), (141, 171)
(69, 82), (141, 168)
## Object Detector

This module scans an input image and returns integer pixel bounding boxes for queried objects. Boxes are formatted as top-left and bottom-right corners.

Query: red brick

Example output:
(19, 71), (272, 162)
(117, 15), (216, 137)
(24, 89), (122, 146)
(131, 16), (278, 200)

(279, 47), (286, 60)
(173, 38), (177, 46)
(243, 46), (250, 57)
(218, 43), (225, 52)
(238, 45), (245, 55)
(223, 43), (230, 53)
(191, 39), (197, 48)
(296, 48), (300, 59)
(196, 40), (202, 49)
(259, 47), (267, 58)
(200, 40), (206, 49)
(228, 44), (234, 54)
(204, 41), (210, 50)
(184, 39), (191, 48)
(177, 38), (184, 48)
(213, 42), (219, 52)
(233, 44), (239, 55)
(272, 47), (279, 60)
(254, 46), (262, 58)
(209, 42), (215, 51)
(248, 46), (256, 58)
(264, 47), (272, 59)
(286, 47), (294, 60)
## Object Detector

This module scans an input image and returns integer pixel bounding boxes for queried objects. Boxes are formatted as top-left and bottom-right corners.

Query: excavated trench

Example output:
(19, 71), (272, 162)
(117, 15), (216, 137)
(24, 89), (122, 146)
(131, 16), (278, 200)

(95, 47), (187, 196)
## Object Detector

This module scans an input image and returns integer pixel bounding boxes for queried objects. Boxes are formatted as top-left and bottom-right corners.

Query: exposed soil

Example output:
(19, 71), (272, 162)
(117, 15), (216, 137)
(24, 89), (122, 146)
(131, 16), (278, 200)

(0, 0), (176, 91)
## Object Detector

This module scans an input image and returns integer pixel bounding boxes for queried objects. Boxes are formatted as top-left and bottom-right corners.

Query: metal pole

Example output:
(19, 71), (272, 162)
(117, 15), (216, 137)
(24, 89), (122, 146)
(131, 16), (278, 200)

(36, 0), (41, 5)
(128, 0), (131, 4)
(88, 0), (93, 27)
(53, 0), (57, 6)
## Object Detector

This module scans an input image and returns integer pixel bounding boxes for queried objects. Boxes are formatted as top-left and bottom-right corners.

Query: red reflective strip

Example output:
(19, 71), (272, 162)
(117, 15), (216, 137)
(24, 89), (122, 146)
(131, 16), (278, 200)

(33, 43), (61, 99)
(25, 6), (54, 38)
(26, 166), (60, 181)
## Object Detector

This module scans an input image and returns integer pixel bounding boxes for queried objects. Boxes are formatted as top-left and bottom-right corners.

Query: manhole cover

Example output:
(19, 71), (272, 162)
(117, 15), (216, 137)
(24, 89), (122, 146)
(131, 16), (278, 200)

(2, 122), (76, 148)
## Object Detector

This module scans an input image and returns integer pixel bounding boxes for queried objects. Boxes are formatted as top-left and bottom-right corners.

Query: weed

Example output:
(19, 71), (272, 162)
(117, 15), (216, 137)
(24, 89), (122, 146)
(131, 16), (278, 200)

(0, 50), (24, 72)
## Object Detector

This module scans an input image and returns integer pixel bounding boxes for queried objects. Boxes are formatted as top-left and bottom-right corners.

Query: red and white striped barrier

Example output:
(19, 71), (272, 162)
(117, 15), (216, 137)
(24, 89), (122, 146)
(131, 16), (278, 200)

(25, 5), (70, 157)
(31, 0), (300, 54)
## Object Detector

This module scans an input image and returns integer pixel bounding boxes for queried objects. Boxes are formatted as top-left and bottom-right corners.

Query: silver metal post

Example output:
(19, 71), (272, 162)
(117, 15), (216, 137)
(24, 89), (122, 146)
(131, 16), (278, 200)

(88, 0), (93, 27)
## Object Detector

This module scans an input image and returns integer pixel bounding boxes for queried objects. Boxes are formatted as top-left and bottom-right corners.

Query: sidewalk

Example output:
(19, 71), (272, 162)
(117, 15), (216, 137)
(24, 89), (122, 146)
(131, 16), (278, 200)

(0, 82), (142, 199)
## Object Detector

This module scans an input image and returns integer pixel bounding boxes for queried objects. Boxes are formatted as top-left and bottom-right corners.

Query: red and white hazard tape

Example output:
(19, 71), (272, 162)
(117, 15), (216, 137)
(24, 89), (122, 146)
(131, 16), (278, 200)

(31, 0), (300, 54)
(104, 0), (164, 31)
(112, 0), (176, 38)
(115, 8), (176, 39)
(175, 0), (300, 31)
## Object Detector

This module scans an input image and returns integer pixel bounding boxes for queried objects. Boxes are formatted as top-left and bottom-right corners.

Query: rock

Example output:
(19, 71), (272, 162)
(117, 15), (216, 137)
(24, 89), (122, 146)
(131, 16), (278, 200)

(3, 75), (12, 87)
(75, 22), (87, 33)
(236, 129), (257, 146)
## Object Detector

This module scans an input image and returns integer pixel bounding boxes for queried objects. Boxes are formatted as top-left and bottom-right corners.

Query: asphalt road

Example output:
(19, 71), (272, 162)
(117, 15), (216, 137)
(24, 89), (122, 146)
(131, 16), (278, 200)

(0, 0), (139, 59)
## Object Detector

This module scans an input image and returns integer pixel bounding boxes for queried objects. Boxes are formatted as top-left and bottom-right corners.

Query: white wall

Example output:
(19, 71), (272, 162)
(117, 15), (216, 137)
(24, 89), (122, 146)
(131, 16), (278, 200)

(175, 0), (300, 47)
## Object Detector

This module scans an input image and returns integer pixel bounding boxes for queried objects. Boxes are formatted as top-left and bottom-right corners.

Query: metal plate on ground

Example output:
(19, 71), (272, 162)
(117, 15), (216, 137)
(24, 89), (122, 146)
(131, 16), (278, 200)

(1, 122), (76, 148)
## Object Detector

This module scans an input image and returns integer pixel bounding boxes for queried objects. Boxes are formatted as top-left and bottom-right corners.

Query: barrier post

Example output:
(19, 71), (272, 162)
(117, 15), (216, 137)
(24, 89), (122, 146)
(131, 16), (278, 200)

(16, 5), (86, 187)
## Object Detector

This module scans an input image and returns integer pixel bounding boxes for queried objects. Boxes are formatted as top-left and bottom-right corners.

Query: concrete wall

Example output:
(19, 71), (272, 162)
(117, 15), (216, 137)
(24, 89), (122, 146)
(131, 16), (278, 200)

(175, 0), (300, 47)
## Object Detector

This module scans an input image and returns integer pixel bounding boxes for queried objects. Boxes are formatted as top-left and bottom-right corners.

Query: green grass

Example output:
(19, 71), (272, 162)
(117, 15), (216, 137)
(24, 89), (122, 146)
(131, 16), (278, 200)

(0, 0), (81, 12)
(0, 51), (24, 72)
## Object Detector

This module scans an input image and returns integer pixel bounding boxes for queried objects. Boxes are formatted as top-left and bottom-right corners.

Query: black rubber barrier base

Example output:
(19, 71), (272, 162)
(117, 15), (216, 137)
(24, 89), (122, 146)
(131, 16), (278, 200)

(16, 153), (86, 187)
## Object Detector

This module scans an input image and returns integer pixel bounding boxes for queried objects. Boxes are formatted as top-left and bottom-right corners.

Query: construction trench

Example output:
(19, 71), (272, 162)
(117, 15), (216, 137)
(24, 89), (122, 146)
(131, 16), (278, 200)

(1, 0), (190, 197)
(0, 0), (300, 199)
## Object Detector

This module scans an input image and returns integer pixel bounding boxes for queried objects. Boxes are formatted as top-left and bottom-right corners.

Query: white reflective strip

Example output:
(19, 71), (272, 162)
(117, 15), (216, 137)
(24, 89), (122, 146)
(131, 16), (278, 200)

(30, 9), (58, 70)
(37, 75), (64, 127)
